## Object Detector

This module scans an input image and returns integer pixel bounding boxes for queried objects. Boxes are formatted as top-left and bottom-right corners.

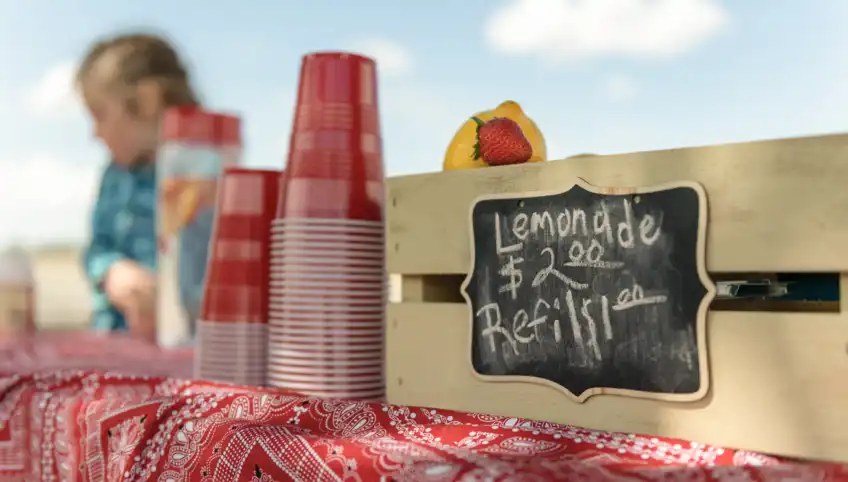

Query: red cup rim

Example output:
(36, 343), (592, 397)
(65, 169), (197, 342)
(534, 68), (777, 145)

(267, 344), (383, 354)
(264, 378), (384, 390)
(270, 238), (383, 247)
(271, 218), (382, 227)
(197, 353), (266, 358)
(267, 338), (383, 345)
(267, 360), (385, 373)
(267, 316), (384, 323)
(270, 269), (384, 278)
(270, 227), (384, 236)
(266, 375), (383, 385)
(268, 275), (384, 284)
(267, 309), (384, 316)
(269, 287), (385, 293)
(268, 279), (384, 286)
(198, 325), (268, 330)
(270, 238), (384, 247)
(268, 272), (384, 279)
(271, 231), (383, 240)
(197, 336), (268, 340)
(267, 300), (384, 307)
(267, 326), (382, 333)
(266, 359), (380, 369)
(268, 252), (383, 262)
(266, 338), (380, 343)
(197, 329), (268, 335)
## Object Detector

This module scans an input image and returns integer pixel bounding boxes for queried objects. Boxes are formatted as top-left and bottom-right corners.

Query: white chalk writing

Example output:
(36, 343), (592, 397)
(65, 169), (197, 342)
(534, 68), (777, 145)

(498, 255), (523, 301)
(531, 248), (587, 290)
(614, 282), (668, 311)
(479, 195), (672, 365)
(494, 199), (662, 252)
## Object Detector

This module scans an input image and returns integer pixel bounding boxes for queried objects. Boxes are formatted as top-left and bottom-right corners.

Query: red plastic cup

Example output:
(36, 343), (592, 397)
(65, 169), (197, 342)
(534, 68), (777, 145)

(267, 324), (383, 335)
(267, 305), (384, 317)
(270, 263), (385, 277)
(271, 236), (383, 252)
(267, 324), (383, 336)
(196, 333), (267, 348)
(266, 317), (383, 327)
(270, 230), (383, 246)
(281, 52), (384, 221)
(201, 167), (280, 324)
(267, 359), (382, 372)
(268, 52), (386, 399)
(274, 170), (288, 218)
(267, 296), (384, 308)
(266, 352), (382, 366)
(197, 167), (279, 386)
(268, 284), (385, 298)
(198, 322), (268, 333)
(271, 219), (384, 234)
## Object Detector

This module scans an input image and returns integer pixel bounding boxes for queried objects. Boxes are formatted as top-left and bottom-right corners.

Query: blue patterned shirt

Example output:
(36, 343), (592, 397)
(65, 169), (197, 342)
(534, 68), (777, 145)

(83, 160), (214, 336)
(82, 162), (157, 332)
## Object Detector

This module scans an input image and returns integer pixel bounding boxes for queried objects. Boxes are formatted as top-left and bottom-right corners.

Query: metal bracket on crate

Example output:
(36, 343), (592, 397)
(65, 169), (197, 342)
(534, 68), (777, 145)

(715, 279), (790, 300)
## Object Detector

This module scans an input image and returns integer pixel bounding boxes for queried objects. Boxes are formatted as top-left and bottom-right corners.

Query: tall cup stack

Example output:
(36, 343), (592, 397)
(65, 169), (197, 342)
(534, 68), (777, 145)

(268, 52), (386, 401)
(196, 167), (281, 385)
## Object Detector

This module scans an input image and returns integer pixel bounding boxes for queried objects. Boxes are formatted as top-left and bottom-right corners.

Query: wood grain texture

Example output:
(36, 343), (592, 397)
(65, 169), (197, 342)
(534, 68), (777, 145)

(388, 133), (848, 274)
(386, 301), (848, 462)
(385, 133), (848, 462)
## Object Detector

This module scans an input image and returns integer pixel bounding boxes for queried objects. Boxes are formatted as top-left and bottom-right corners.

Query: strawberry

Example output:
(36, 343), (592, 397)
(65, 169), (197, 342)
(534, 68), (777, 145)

(471, 116), (533, 166)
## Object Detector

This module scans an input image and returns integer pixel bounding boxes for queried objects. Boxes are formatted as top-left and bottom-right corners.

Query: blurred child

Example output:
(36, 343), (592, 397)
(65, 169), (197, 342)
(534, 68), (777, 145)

(77, 33), (200, 343)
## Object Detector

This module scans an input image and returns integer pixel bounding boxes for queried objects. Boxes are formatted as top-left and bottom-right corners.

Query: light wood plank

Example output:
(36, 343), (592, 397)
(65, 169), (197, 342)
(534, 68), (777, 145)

(388, 133), (848, 274)
(386, 301), (848, 462)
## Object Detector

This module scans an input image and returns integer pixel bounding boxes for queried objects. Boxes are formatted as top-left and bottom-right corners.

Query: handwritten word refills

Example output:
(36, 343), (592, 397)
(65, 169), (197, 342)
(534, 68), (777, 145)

(461, 181), (714, 402)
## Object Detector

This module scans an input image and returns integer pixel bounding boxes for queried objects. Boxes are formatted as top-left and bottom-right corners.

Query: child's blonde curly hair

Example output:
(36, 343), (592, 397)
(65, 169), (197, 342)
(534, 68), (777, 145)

(76, 32), (199, 112)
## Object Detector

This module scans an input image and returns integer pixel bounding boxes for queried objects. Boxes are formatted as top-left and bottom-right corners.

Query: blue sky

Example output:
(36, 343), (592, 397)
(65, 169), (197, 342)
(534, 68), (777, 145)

(1, 0), (846, 245)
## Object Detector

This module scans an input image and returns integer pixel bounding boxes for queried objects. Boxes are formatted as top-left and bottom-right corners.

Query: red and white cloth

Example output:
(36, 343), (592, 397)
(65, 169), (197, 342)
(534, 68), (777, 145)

(0, 333), (844, 481)
(0, 331), (194, 378)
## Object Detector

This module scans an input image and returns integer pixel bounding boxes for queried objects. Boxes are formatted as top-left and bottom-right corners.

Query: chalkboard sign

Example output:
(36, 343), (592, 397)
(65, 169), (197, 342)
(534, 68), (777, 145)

(461, 180), (715, 403)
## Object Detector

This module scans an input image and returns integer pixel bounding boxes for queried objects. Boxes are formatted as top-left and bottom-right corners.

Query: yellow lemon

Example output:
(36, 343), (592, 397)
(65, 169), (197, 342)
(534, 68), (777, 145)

(443, 101), (547, 171)
(159, 179), (201, 240)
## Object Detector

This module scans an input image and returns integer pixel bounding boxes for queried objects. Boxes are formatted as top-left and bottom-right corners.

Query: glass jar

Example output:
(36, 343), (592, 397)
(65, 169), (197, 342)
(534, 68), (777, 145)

(157, 106), (242, 346)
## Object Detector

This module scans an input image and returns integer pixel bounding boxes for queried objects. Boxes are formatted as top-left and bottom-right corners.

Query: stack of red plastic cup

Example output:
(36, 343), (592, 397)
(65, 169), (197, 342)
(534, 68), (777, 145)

(196, 167), (281, 386)
(268, 52), (386, 401)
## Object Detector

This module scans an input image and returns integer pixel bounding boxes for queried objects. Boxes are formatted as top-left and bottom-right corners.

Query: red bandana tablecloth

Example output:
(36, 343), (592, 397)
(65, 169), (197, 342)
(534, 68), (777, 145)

(0, 333), (844, 481)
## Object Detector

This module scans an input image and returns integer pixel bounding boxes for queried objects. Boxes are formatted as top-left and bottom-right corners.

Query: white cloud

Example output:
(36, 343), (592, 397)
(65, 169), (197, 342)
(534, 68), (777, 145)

(379, 83), (471, 175)
(24, 61), (82, 119)
(351, 39), (414, 78)
(485, 0), (729, 63)
(0, 154), (101, 246)
(602, 74), (639, 102)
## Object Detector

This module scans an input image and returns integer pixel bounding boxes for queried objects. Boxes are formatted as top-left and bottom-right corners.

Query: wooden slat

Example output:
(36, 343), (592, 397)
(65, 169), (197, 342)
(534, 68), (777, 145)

(387, 133), (848, 274)
(386, 300), (848, 462)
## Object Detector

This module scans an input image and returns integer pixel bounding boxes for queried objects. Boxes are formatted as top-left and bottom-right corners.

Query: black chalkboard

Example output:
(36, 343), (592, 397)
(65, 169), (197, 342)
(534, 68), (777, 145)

(461, 180), (715, 403)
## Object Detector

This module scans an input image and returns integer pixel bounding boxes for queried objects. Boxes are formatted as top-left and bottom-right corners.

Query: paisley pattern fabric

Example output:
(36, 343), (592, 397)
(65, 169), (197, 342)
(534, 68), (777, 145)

(0, 333), (844, 481)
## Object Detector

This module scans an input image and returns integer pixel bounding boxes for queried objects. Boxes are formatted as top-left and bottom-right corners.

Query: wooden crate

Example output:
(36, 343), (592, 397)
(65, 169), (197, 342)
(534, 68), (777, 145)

(386, 133), (848, 462)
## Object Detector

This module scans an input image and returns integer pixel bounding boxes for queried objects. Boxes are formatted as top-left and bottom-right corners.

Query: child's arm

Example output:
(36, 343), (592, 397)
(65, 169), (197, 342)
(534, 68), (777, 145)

(81, 164), (157, 341)
(81, 165), (125, 299)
